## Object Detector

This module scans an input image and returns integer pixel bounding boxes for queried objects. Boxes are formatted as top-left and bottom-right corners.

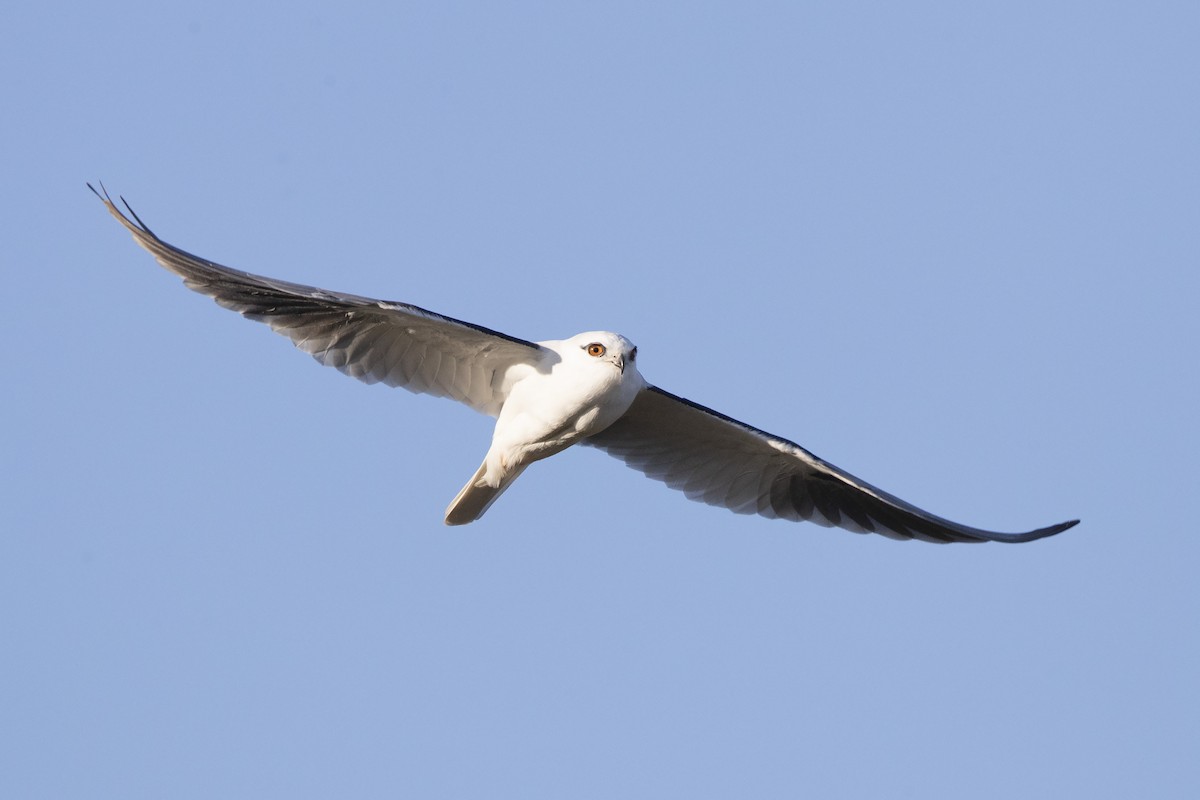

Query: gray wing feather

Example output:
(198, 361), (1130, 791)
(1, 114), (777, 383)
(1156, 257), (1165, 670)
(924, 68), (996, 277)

(585, 386), (1079, 543)
(93, 185), (544, 417)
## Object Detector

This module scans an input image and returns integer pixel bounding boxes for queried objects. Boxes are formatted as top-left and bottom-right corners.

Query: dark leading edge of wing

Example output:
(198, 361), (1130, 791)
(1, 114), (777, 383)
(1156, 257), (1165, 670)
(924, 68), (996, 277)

(586, 387), (1079, 543)
(90, 184), (545, 417)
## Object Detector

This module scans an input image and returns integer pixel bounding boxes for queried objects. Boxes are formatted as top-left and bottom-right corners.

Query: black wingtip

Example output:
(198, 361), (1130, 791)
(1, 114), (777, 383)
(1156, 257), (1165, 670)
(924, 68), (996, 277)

(119, 195), (154, 235)
(88, 181), (120, 209)
(992, 518), (1080, 543)
(1047, 518), (1081, 535)
(89, 181), (157, 237)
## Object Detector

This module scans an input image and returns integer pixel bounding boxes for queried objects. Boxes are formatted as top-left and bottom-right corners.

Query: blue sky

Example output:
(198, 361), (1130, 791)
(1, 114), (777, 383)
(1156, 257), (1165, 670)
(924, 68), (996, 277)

(3, 1), (1197, 797)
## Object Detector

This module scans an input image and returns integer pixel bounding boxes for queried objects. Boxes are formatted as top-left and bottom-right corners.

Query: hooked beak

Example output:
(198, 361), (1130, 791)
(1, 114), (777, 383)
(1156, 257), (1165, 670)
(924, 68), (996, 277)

(613, 346), (635, 374)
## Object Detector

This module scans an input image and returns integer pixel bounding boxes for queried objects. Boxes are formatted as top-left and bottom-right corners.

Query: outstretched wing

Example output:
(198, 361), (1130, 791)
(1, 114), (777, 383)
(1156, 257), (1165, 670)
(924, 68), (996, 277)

(92, 185), (546, 417)
(585, 386), (1079, 543)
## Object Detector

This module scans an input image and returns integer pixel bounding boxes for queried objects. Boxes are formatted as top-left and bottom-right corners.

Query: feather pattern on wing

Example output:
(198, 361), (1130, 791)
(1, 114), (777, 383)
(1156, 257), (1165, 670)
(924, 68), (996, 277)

(91, 185), (545, 417)
(584, 386), (1079, 543)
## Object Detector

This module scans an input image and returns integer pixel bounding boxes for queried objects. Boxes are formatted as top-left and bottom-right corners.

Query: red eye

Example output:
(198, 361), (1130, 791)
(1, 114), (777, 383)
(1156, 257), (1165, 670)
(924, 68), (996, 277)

(586, 343), (606, 357)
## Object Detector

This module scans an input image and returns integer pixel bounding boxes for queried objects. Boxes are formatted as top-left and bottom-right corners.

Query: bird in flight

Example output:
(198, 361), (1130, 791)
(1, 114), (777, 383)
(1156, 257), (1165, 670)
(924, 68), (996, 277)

(91, 184), (1078, 543)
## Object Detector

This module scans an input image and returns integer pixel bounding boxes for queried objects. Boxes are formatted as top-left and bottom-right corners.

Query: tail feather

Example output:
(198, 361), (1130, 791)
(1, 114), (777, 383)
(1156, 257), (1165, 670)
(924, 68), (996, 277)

(444, 460), (527, 525)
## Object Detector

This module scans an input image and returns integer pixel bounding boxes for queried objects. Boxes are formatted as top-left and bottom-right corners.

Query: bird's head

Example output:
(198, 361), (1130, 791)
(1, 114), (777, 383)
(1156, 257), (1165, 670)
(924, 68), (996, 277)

(566, 331), (639, 375)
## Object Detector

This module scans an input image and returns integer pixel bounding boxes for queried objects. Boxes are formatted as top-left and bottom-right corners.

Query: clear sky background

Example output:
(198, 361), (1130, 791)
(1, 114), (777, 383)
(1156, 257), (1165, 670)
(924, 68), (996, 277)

(3, 2), (1197, 797)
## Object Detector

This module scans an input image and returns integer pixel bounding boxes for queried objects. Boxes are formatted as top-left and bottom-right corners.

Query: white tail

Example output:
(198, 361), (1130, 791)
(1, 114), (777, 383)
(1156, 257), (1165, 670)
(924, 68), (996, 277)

(444, 460), (528, 525)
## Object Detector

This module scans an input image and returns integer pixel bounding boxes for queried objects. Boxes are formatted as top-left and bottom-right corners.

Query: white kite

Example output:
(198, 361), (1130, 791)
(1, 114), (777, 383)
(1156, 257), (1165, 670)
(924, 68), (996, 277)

(92, 185), (1078, 543)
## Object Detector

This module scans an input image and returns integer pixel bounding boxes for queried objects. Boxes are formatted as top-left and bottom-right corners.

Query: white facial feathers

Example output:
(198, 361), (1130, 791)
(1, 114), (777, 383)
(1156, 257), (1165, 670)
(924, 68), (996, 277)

(556, 331), (639, 375)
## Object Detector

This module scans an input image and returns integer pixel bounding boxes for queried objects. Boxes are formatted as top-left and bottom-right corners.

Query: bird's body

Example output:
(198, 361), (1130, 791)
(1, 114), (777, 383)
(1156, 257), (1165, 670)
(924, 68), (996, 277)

(447, 332), (644, 525)
(92, 184), (1079, 543)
